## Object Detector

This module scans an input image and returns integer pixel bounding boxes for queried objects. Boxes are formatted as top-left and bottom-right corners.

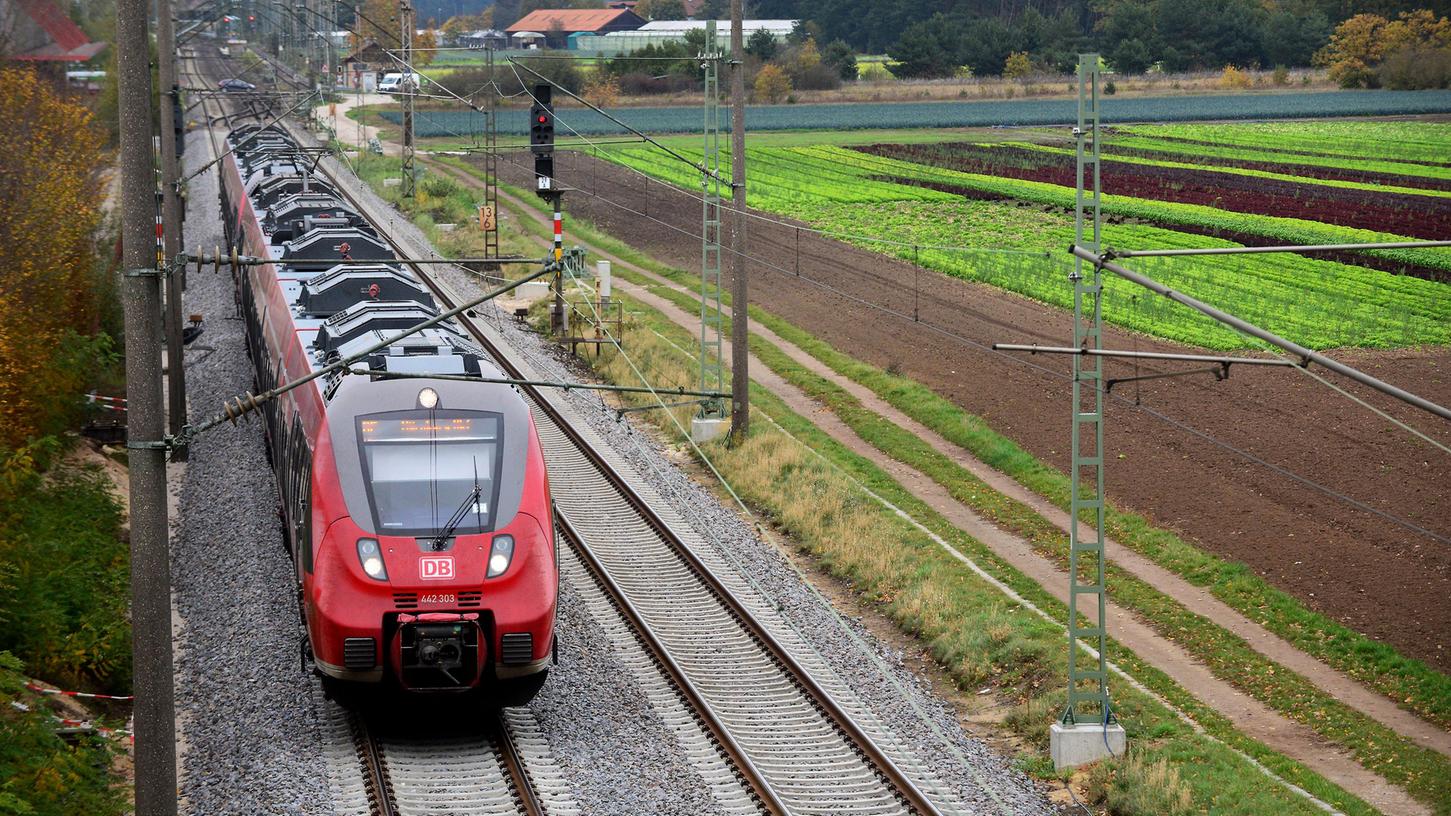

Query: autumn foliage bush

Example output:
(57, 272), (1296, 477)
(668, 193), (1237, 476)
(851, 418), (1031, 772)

(0, 68), (110, 450)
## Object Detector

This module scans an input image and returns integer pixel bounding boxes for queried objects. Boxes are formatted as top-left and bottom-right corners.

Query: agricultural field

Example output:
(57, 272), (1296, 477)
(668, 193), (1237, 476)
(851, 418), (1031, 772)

(600, 119), (1451, 350)
(386, 89), (1451, 138)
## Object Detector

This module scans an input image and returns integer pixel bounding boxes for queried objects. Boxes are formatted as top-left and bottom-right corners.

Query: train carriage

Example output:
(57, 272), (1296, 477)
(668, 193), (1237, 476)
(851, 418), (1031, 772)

(218, 126), (556, 701)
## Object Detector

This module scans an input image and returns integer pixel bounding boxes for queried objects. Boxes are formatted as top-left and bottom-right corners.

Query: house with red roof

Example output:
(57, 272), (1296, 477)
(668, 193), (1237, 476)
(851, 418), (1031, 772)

(505, 8), (645, 49)
(0, 0), (107, 64)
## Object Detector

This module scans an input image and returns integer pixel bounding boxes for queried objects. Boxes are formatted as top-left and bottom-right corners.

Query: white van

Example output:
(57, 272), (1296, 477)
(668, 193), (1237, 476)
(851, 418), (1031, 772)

(377, 72), (421, 94)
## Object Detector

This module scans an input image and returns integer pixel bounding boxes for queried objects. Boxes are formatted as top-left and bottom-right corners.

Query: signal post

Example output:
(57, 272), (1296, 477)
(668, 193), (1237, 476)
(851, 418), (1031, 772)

(529, 84), (566, 335)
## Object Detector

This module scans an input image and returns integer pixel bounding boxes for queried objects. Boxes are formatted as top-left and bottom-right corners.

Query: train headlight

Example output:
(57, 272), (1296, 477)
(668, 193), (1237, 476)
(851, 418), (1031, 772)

(418, 387), (439, 409)
(356, 537), (388, 580)
(487, 534), (514, 578)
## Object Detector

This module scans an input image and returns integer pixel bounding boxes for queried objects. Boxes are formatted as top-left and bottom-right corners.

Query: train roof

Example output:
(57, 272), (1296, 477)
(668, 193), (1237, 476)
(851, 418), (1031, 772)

(228, 127), (499, 403)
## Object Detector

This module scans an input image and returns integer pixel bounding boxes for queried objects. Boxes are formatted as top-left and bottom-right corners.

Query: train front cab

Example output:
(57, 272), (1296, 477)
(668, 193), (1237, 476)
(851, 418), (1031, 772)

(301, 378), (557, 703)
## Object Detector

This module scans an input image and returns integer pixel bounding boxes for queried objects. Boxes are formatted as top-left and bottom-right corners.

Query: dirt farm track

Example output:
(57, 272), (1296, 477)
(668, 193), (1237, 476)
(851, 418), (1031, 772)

(498, 150), (1451, 672)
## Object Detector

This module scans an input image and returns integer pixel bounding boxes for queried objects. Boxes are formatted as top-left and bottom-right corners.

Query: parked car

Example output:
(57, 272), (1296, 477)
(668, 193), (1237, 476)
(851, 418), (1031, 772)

(377, 72), (421, 94)
(219, 78), (256, 91)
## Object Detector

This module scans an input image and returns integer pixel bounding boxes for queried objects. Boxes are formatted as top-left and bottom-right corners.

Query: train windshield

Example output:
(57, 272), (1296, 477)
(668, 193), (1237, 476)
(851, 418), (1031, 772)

(356, 410), (503, 536)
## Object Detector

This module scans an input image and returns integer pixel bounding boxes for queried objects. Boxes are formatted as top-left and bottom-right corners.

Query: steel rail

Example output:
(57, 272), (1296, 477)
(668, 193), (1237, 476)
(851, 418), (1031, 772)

(349, 713), (402, 816)
(494, 715), (547, 816)
(556, 514), (789, 815)
(317, 140), (947, 816)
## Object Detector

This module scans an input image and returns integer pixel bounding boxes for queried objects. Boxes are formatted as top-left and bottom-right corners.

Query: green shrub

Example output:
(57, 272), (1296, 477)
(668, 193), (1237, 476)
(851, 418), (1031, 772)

(0, 651), (125, 816)
(0, 448), (129, 693)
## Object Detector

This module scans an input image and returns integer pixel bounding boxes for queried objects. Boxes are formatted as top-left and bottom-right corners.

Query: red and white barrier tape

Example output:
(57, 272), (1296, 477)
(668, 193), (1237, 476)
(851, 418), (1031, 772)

(25, 682), (134, 701)
(86, 393), (128, 413)
(54, 716), (134, 740)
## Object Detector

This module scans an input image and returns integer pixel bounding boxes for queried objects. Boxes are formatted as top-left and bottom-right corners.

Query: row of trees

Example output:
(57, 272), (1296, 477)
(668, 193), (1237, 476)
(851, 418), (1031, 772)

(753, 0), (1450, 58)
(887, 0), (1338, 77)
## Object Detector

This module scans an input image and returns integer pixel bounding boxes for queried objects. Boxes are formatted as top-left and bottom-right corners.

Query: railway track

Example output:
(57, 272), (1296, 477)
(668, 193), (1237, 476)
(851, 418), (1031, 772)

(320, 700), (552, 816)
(190, 43), (977, 815)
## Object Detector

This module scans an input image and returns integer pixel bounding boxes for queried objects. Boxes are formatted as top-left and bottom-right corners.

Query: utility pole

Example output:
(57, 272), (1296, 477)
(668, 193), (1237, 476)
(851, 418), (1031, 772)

(157, 0), (187, 460)
(399, 0), (416, 198)
(118, 0), (177, 810)
(726, 0), (748, 442)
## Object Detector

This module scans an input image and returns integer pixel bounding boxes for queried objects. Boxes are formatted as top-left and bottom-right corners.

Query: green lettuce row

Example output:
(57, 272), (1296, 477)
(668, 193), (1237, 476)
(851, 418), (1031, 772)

(601, 144), (1451, 349)
(1122, 122), (1451, 167)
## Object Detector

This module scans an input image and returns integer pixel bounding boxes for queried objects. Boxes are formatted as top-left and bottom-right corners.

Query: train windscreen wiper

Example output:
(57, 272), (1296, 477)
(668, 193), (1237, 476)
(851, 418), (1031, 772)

(430, 458), (483, 552)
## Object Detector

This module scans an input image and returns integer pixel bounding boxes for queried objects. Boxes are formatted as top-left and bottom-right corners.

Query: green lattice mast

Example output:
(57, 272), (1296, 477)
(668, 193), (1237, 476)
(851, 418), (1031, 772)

(1063, 54), (1112, 727)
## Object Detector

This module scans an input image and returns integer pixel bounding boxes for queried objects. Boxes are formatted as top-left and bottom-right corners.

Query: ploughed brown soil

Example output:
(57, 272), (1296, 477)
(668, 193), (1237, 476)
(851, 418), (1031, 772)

(496, 151), (1451, 671)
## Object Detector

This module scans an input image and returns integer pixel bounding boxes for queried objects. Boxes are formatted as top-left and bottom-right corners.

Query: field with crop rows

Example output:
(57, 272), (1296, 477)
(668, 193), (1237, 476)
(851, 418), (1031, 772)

(601, 120), (1451, 350)
(386, 89), (1451, 138)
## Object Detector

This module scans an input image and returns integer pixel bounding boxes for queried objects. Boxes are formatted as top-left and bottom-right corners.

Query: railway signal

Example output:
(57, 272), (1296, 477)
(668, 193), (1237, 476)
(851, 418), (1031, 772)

(529, 86), (554, 155)
(531, 84), (555, 197)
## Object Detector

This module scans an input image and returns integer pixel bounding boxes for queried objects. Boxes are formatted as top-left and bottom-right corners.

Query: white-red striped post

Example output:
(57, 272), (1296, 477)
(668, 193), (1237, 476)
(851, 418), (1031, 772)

(551, 196), (565, 336)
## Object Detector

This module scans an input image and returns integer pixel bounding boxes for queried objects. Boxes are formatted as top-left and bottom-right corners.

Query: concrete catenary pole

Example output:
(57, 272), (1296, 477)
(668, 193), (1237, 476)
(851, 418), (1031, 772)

(727, 0), (748, 441)
(118, 0), (178, 808)
(157, 0), (187, 459)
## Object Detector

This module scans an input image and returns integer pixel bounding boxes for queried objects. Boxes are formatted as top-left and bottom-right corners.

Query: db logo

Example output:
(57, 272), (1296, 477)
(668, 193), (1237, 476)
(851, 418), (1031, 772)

(419, 555), (455, 580)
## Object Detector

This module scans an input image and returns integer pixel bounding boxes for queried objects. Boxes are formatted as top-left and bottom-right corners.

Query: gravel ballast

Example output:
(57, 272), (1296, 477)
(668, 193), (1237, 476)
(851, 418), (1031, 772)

(172, 127), (334, 815)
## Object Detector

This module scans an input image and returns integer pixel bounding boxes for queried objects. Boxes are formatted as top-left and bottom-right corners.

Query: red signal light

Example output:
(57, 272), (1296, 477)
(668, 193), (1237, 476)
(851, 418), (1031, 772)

(537, 114), (548, 123)
(248, 14), (254, 20)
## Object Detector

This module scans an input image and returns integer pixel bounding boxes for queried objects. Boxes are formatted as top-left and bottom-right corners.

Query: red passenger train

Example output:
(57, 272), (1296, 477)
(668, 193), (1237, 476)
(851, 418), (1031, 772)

(219, 125), (556, 701)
